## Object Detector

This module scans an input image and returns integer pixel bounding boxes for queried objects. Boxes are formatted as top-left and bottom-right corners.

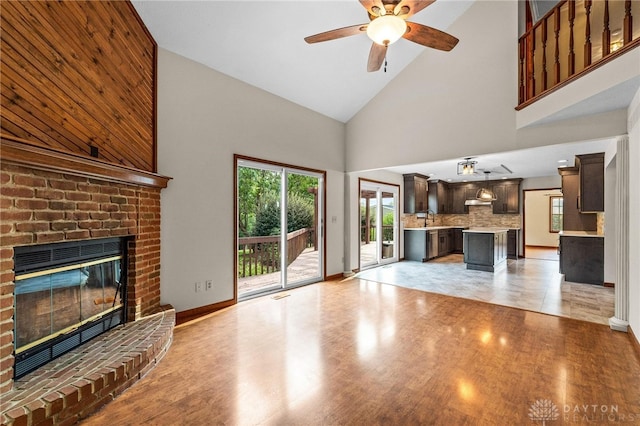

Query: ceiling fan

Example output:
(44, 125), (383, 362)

(304, 0), (459, 72)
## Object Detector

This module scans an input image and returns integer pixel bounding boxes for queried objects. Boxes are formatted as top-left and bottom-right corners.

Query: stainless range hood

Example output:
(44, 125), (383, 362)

(465, 199), (492, 206)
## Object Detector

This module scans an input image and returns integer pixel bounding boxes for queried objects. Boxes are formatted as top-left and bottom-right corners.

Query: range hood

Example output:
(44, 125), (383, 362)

(465, 199), (492, 206)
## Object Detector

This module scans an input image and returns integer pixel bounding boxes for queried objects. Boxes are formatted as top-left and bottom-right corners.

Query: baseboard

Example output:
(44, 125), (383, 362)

(325, 272), (343, 281)
(176, 298), (236, 325)
(629, 325), (640, 361)
(525, 245), (558, 249)
(604, 282), (615, 288)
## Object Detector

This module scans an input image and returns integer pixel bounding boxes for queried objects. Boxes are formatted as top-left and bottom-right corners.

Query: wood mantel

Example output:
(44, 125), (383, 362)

(1, 135), (171, 189)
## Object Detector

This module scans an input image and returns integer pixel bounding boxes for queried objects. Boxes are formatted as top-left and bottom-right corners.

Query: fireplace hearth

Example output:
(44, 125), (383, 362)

(13, 237), (128, 378)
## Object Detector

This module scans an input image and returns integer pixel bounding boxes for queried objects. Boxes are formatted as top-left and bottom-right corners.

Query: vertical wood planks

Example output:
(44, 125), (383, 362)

(0, 1), (157, 172)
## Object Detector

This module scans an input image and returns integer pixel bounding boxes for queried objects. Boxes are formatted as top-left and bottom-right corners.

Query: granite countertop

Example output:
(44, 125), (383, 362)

(463, 227), (510, 233)
(559, 230), (604, 238)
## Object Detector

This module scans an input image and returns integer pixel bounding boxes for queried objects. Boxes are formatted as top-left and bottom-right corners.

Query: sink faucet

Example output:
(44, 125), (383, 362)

(427, 210), (435, 224)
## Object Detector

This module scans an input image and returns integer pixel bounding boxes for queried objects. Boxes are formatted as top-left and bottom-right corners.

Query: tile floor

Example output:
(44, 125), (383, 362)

(355, 254), (615, 325)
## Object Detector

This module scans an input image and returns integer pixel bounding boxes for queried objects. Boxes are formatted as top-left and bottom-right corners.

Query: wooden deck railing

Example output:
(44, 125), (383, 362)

(360, 225), (394, 244)
(518, 0), (639, 109)
(237, 228), (315, 278)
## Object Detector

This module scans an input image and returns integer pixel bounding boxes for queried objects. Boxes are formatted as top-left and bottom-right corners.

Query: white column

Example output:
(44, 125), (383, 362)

(610, 135), (630, 332)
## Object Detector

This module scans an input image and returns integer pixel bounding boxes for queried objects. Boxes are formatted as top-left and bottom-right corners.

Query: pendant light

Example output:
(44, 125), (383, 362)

(476, 171), (497, 201)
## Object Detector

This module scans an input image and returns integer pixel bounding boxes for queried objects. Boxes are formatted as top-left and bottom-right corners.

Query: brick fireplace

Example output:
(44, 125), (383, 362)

(0, 140), (170, 395)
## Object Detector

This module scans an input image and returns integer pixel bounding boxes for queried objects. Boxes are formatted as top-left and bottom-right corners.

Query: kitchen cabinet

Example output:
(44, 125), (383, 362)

(448, 183), (477, 214)
(491, 179), (521, 214)
(452, 228), (464, 253)
(559, 234), (604, 285)
(463, 229), (508, 272)
(403, 174), (429, 213)
(404, 229), (429, 262)
(428, 180), (449, 213)
(576, 153), (604, 213)
(507, 229), (519, 259)
(559, 167), (597, 231)
(438, 229), (449, 256)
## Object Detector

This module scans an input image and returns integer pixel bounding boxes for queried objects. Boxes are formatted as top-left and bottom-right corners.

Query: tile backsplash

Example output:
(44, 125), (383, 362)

(403, 205), (521, 229)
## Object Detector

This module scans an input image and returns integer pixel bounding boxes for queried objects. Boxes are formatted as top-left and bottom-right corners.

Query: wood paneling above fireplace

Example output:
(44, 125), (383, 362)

(0, 0), (157, 172)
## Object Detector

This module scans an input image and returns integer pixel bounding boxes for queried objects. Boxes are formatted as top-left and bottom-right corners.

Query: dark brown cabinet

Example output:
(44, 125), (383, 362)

(448, 183), (477, 214)
(492, 180), (521, 214)
(559, 235), (604, 285)
(559, 167), (597, 231)
(428, 180), (449, 213)
(507, 229), (519, 259)
(438, 229), (449, 256)
(403, 174), (429, 213)
(576, 153), (604, 213)
(452, 228), (464, 253)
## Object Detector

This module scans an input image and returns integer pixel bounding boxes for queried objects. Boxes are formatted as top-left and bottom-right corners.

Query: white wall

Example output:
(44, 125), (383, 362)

(524, 189), (562, 247)
(628, 87), (640, 336)
(346, 0), (519, 172)
(157, 49), (345, 312)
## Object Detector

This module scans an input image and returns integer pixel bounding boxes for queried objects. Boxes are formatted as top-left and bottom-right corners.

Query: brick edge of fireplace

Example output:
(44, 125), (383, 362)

(1, 306), (175, 426)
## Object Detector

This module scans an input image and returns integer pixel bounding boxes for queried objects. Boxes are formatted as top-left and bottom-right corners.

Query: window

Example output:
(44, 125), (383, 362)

(549, 196), (563, 233)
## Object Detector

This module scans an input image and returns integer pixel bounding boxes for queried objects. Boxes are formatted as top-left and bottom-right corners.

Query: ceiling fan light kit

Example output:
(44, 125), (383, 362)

(304, 0), (458, 72)
(366, 14), (407, 46)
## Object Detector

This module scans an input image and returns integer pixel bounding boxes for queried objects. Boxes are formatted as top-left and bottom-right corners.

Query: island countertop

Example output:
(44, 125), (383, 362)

(462, 228), (509, 234)
(559, 230), (604, 238)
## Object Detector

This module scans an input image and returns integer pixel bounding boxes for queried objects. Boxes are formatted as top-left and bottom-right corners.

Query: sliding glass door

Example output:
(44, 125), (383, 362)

(359, 180), (399, 270)
(236, 158), (324, 299)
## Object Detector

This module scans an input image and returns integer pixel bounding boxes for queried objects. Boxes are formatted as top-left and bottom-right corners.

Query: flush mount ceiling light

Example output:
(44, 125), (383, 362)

(476, 171), (497, 201)
(457, 158), (477, 175)
(366, 14), (407, 46)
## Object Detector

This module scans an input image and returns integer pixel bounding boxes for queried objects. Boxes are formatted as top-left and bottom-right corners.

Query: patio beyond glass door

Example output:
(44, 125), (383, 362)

(359, 181), (399, 270)
(237, 159), (324, 299)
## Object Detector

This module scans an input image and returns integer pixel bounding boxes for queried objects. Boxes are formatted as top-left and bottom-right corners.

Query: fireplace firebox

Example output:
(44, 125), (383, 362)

(13, 237), (128, 379)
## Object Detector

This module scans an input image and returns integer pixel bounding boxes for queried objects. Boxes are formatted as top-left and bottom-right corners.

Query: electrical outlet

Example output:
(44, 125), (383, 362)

(195, 282), (202, 292)
(205, 280), (212, 291)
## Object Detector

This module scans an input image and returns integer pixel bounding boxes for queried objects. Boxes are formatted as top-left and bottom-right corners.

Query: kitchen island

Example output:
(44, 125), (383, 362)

(462, 228), (508, 272)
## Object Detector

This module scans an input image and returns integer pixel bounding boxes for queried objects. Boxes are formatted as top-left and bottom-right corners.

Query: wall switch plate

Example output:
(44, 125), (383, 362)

(195, 282), (202, 292)
(205, 280), (212, 291)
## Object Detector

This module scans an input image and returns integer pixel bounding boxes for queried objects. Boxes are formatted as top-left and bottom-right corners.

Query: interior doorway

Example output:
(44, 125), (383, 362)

(523, 188), (562, 261)
(235, 156), (325, 299)
(359, 179), (399, 270)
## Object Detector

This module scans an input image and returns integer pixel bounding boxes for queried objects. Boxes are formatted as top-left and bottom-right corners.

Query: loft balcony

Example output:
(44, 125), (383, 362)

(517, 0), (640, 110)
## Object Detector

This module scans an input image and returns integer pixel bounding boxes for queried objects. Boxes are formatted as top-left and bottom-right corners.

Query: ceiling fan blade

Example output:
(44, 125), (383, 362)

(367, 42), (387, 72)
(359, 0), (386, 17)
(394, 0), (436, 18)
(403, 22), (459, 51)
(304, 24), (368, 44)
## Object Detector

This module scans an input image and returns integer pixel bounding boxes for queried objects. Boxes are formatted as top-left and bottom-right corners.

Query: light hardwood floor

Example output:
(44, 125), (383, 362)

(82, 280), (640, 425)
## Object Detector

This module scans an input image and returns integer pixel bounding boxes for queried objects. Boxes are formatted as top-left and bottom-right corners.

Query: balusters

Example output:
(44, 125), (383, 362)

(585, 0), (592, 67)
(542, 19), (548, 90)
(603, 0), (610, 56)
(527, 30), (535, 99)
(554, 8), (561, 84)
(568, 0), (575, 76)
(624, 0), (632, 44)
(519, 40), (525, 104)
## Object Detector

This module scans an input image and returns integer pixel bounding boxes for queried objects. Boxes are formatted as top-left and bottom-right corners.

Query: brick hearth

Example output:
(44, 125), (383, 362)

(0, 307), (174, 426)
(0, 145), (170, 416)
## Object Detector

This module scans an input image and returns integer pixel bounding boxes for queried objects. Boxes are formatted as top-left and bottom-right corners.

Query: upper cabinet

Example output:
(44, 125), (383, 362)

(576, 153), (604, 213)
(559, 167), (597, 231)
(403, 174), (429, 213)
(428, 180), (449, 214)
(448, 183), (479, 214)
(491, 179), (522, 214)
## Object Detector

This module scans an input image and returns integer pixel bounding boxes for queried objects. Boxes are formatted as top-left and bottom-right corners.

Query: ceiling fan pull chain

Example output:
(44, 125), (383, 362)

(384, 58), (388, 73)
